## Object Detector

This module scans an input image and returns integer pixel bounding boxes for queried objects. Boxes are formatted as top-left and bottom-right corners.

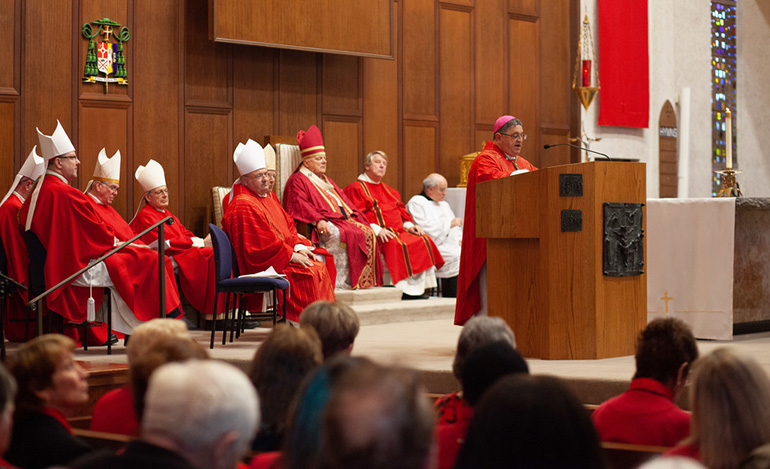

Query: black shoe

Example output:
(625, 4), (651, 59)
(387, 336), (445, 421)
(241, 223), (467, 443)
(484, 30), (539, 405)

(101, 333), (119, 346)
(205, 319), (261, 331)
(401, 292), (430, 300)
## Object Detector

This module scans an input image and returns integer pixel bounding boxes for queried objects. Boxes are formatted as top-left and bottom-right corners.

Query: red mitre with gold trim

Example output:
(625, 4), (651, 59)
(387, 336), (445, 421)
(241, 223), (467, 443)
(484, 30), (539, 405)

(297, 125), (326, 160)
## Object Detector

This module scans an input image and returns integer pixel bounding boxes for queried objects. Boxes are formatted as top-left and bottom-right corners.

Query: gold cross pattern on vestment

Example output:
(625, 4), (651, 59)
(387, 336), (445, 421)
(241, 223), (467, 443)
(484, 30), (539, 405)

(660, 290), (673, 314)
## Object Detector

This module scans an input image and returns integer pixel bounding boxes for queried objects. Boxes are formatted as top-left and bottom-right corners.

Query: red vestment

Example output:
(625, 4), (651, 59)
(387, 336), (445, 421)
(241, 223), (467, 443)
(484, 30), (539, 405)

(0, 194), (35, 341)
(284, 170), (381, 289)
(130, 204), (221, 316)
(85, 196), (136, 242)
(18, 174), (181, 327)
(344, 179), (444, 284)
(592, 378), (690, 447)
(221, 183), (335, 322)
(455, 141), (537, 325)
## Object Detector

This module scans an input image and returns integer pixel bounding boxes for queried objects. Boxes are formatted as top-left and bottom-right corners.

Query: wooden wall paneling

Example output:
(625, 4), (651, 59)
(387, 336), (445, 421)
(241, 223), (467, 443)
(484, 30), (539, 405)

(439, 4), (473, 186)
(508, 0), (539, 18)
(322, 54), (362, 117)
(183, 109), (231, 236)
(0, 0), (19, 191)
(210, 0), (393, 58)
(78, 103), (130, 217)
(185, 0), (231, 107)
(0, 103), (14, 192)
(403, 123), (437, 197)
(277, 50), (319, 136)
(321, 117), (363, 188)
(133, 0), (181, 215)
(78, 0), (130, 100)
(401, 0), (437, 120)
(363, 1), (399, 189)
(538, 0), (571, 130)
(508, 15), (540, 167)
(233, 46), (275, 147)
(474, 0), (506, 126)
(23, 0), (73, 173)
(440, 0), (473, 6)
(540, 128), (571, 167)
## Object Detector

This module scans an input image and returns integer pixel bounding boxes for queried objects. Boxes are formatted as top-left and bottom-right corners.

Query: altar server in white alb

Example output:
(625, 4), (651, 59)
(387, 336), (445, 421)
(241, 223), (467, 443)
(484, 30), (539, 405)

(406, 173), (462, 297)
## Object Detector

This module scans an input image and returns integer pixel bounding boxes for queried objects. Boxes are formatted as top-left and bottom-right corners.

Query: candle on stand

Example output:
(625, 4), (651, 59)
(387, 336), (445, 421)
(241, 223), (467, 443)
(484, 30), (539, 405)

(725, 108), (732, 170)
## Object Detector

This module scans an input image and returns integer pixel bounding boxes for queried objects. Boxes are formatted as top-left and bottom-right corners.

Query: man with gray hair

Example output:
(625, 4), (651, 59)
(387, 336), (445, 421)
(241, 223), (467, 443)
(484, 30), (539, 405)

(455, 116), (537, 325)
(71, 360), (259, 469)
(406, 173), (462, 297)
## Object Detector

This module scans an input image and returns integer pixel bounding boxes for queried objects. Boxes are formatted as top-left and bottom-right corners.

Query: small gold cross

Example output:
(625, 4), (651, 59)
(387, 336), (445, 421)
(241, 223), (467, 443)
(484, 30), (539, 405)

(660, 290), (673, 314)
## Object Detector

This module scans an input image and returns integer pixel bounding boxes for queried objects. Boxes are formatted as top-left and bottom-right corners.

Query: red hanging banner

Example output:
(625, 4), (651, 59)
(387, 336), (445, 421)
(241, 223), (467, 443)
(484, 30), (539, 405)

(598, 0), (649, 128)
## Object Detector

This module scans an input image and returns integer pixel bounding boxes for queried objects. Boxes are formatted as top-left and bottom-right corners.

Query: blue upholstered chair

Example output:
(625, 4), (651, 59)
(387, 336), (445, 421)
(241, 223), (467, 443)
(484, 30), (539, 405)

(208, 224), (289, 349)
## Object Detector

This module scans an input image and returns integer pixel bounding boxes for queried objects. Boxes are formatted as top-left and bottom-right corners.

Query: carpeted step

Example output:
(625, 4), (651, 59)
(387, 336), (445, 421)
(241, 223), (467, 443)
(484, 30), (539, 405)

(335, 286), (404, 305)
(351, 297), (456, 326)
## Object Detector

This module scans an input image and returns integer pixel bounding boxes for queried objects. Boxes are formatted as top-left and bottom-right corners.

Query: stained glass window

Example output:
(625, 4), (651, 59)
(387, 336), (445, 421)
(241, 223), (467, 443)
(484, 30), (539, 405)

(711, 0), (737, 195)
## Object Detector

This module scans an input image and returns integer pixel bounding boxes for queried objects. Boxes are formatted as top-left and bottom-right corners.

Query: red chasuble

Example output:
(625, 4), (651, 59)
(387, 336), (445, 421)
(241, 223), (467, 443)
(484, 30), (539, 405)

(284, 170), (381, 288)
(0, 194), (35, 341)
(455, 141), (537, 325)
(18, 174), (181, 326)
(85, 196), (138, 242)
(221, 183), (335, 322)
(130, 204), (221, 317)
(344, 179), (444, 284)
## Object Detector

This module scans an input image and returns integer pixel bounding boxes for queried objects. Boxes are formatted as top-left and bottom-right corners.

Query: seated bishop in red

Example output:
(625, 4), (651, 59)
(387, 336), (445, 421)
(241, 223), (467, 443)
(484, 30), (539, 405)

(129, 159), (224, 319)
(222, 139), (335, 322)
(83, 148), (139, 243)
(283, 125), (381, 290)
(19, 121), (182, 338)
(0, 147), (44, 341)
(455, 116), (537, 325)
(344, 151), (444, 298)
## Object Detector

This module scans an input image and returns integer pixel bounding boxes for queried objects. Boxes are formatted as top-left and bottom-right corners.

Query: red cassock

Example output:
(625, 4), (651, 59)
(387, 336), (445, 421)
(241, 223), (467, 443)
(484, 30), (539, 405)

(344, 179), (444, 284)
(455, 141), (537, 325)
(18, 175), (181, 329)
(221, 183), (335, 322)
(130, 204), (221, 317)
(0, 194), (36, 341)
(283, 170), (381, 288)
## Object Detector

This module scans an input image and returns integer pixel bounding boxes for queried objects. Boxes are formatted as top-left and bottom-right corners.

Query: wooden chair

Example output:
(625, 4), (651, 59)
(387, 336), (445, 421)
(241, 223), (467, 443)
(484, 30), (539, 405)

(208, 224), (290, 349)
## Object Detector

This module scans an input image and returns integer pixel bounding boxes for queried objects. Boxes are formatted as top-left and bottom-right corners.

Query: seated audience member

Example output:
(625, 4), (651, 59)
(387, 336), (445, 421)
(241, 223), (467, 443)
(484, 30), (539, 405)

(19, 121), (182, 341)
(250, 356), (371, 469)
(89, 318), (200, 436)
(283, 125), (382, 290)
(5, 335), (92, 468)
(593, 317), (698, 447)
(0, 146), (43, 341)
(0, 364), (17, 468)
(71, 360), (258, 469)
(437, 340), (528, 469)
(320, 359), (435, 469)
(456, 374), (604, 469)
(345, 150), (444, 299)
(128, 336), (210, 426)
(247, 324), (323, 452)
(406, 173), (462, 297)
(130, 159), (228, 325)
(222, 139), (335, 322)
(299, 300), (360, 360)
(666, 347), (770, 469)
(435, 316), (516, 426)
